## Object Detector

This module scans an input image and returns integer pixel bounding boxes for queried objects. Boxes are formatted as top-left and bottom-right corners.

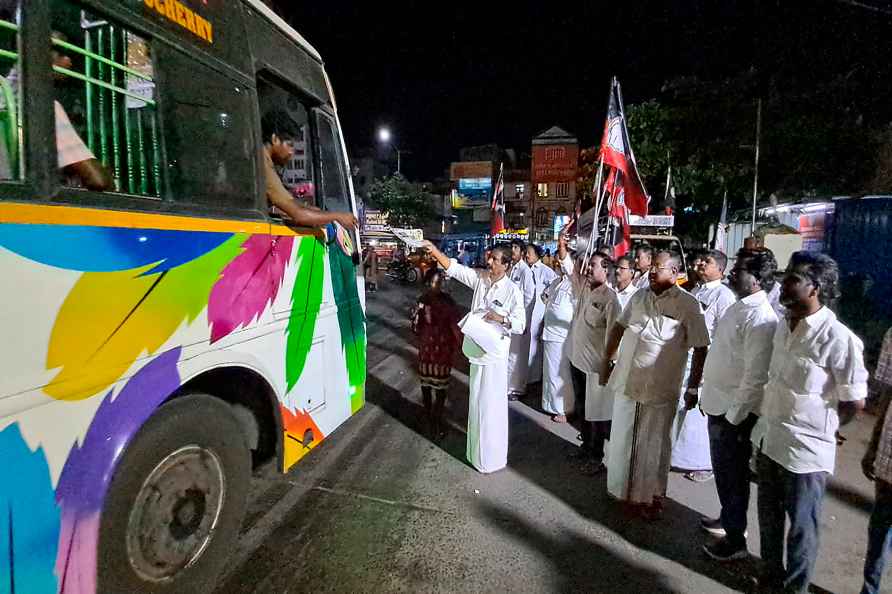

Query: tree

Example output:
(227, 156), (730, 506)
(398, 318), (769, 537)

(366, 174), (436, 228)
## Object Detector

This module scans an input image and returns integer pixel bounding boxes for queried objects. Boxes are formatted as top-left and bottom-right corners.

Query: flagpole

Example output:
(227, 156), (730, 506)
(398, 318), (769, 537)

(751, 98), (761, 235)
(589, 156), (605, 255)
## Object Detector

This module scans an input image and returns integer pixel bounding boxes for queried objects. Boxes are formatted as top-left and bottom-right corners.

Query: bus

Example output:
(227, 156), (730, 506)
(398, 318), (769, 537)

(0, 1), (365, 592)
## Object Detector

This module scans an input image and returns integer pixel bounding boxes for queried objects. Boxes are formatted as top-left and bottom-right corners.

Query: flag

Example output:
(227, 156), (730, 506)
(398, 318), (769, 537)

(599, 77), (649, 217)
(713, 191), (728, 252)
(490, 162), (506, 236)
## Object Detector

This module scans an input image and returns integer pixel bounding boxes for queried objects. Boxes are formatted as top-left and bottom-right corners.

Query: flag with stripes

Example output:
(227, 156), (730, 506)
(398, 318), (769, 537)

(490, 162), (506, 236)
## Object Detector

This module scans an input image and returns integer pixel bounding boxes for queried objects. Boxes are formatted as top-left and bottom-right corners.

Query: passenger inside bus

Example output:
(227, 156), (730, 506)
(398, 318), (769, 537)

(262, 108), (357, 230)
(0, 30), (113, 190)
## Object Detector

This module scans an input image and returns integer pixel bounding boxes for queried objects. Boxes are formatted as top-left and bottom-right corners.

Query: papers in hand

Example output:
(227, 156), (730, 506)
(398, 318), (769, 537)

(458, 311), (507, 355)
(391, 227), (424, 248)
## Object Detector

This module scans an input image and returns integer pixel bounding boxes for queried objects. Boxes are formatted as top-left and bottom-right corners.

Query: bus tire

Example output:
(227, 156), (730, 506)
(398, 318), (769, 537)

(97, 393), (250, 593)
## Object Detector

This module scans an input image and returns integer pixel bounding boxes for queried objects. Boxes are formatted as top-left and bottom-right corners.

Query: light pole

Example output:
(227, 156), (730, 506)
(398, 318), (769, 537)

(377, 127), (402, 175)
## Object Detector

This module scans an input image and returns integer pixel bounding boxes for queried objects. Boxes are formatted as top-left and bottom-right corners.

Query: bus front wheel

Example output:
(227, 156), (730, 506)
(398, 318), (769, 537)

(97, 394), (250, 593)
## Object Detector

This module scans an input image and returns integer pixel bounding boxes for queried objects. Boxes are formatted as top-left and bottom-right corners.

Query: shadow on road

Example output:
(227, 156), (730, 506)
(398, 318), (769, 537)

(504, 400), (761, 593)
(477, 499), (682, 594)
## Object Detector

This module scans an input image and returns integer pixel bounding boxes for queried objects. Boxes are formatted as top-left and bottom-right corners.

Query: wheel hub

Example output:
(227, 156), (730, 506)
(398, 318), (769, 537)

(126, 445), (225, 582)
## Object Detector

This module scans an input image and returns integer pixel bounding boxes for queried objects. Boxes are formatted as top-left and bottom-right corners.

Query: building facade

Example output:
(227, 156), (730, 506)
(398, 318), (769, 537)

(530, 126), (578, 245)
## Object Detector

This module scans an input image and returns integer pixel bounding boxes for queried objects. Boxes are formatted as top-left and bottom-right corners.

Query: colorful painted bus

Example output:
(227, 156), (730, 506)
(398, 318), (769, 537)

(0, 1), (365, 592)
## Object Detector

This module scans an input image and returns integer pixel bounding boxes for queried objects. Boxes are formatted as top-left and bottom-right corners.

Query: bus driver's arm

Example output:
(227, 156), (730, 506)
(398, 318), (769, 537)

(264, 152), (357, 230)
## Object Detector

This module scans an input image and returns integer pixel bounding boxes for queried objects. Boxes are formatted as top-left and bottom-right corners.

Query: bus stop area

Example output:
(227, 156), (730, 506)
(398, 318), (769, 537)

(214, 277), (879, 594)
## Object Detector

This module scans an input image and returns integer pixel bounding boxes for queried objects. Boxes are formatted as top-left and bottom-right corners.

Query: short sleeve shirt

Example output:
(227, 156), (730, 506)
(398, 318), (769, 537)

(752, 307), (869, 474)
(610, 285), (711, 403)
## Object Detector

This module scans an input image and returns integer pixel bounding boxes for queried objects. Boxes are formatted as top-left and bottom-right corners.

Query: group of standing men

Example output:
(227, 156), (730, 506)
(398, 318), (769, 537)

(422, 236), (871, 593)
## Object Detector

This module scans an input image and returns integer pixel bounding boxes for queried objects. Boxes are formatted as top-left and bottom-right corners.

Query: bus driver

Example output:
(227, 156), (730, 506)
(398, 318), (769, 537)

(261, 109), (357, 230)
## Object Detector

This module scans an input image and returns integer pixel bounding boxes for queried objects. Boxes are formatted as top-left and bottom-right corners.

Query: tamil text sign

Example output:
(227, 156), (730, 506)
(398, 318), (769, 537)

(532, 144), (578, 183)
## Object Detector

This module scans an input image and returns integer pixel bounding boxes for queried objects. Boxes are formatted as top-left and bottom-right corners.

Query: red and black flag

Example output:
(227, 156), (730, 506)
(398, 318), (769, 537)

(599, 77), (650, 218)
(490, 162), (506, 236)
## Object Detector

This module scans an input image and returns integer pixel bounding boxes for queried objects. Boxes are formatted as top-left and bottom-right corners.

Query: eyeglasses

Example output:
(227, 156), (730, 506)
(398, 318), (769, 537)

(616, 266), (632, 271)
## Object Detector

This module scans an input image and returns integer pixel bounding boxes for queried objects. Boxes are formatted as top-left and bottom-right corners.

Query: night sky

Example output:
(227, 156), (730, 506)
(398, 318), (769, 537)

(282, 0), (892, 180)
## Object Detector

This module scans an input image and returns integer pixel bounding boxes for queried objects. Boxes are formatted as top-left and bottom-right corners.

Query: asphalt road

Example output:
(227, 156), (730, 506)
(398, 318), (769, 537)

(214, 276), (880, 594)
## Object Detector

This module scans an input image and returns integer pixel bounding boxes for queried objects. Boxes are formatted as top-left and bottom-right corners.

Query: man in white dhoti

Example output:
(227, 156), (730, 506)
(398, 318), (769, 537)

(421, 240), (525, 474)
(601, 251), (710, 519)
(614, 255), (639, 310)
(540, 265), (576, 420)
(671, 249), (737, 482)
(526, 243), (558, 386)
(507, 239), (536, 400)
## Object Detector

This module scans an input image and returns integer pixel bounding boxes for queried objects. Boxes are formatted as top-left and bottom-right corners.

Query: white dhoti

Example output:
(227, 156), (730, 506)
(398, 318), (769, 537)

(606, 392), (676, 505)
(467, 360), (509, 473)
(542, 339), (574, 415)
(527, 302), (546, 384)
(584, 373), (614, 422)
(507, 332), (531, 394)
(670, 353), (712, 471)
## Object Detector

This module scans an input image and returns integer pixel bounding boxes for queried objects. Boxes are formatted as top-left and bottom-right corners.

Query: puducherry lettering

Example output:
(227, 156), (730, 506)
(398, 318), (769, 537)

(144, 0), (214, 44)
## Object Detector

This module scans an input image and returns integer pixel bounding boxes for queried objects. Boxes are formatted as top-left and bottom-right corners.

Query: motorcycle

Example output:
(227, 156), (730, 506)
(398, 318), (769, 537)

(385, 259), (419, 284)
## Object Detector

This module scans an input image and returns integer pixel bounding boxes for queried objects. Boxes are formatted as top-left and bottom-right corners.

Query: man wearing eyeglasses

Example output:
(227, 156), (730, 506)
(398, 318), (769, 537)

(613, 255), (638, 310)
(600, 251), (710, 520)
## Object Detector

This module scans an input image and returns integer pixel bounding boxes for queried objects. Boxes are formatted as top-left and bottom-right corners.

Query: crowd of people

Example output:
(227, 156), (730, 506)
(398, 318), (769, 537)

(412, 235), (891, 594)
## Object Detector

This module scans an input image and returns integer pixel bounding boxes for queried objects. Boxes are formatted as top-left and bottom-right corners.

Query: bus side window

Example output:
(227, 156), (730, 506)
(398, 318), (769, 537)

(0, 1), (22, 182)
(51, 0), (160, 195)
(314, 110), (351, 214)
(157, 48), (255, 209)
(257, 78), (315, 216)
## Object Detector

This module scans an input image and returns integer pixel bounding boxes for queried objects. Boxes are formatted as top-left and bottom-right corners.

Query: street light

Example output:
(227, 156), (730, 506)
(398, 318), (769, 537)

(377, 126), (401, 175)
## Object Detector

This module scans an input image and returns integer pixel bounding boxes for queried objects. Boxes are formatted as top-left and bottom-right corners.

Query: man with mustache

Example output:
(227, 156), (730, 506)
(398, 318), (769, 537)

(751, 251), (868, 592)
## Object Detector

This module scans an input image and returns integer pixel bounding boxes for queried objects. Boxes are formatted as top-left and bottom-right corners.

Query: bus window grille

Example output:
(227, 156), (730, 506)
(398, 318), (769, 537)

(67, 13), (158, 196)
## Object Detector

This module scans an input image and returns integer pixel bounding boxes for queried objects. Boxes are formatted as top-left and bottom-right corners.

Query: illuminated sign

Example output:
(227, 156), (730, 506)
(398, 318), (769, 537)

(553, 215), (570, 239)
(363, 209), (390, 232)
(144, 0), (214, 44)
(452, 178), (492, 209)
(629, 215), (675, 227)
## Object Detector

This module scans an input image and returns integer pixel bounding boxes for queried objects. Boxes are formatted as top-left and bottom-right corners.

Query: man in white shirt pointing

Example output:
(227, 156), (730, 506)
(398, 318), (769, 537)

(421, 240), (526, 474)
(698, 248), (779, 561)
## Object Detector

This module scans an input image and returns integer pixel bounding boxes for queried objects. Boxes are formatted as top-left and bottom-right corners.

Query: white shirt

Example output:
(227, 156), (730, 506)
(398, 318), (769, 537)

(691, 279), (737, 339)
(766, 282), (787, 320)
(446, 260), (526, 366)
(615, 282), (639, 311)
(510, 259), (536, 327)
(633, 272), (651, 289)
(752, 306), (869, 474)
(529, 260), (558, 303)
(609, 285), (711, 404)
(700, 290), (779, 424)
(541, 275), (576, 342)
(568, 283), (621, 373)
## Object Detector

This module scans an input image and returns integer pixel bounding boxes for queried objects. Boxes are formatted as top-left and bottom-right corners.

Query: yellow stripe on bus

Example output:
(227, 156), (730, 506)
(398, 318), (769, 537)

(0, 202), (322, 238)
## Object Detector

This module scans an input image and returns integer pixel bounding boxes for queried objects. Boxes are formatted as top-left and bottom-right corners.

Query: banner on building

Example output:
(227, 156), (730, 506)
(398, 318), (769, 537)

(532, 144), (579, 183)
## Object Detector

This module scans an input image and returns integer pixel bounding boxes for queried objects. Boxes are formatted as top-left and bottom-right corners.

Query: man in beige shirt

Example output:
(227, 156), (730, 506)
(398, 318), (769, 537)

(262, 109), (356, 230)
(600, 251), (710, 519)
